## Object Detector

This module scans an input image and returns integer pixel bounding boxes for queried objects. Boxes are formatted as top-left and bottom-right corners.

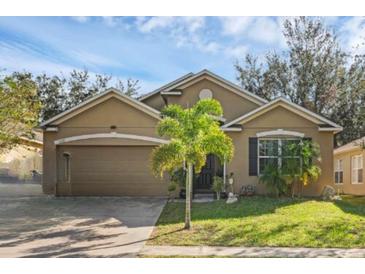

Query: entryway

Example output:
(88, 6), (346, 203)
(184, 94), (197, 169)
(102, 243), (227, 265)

(194, 154), (222, 194)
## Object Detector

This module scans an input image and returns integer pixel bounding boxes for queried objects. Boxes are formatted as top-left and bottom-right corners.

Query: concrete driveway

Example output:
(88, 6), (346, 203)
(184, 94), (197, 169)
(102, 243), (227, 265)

(0, 194), (166, 257)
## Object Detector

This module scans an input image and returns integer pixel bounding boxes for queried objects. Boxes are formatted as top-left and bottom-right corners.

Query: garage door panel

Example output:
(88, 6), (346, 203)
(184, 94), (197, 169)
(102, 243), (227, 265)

(71, 162), (151, 172)
(57, 145), (167, 196)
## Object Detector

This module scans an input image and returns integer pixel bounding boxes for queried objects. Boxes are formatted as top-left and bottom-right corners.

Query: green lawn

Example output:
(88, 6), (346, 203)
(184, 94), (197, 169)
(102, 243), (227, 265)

(148, 196), (365, 248)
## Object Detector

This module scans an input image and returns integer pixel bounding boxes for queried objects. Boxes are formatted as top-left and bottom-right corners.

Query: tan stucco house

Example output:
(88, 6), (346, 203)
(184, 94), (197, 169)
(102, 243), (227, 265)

(40, 70), (342, 197)
(333, 137), (364, 195)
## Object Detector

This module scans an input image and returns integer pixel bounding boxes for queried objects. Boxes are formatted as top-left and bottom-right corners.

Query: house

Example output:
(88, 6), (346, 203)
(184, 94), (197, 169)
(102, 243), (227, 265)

(333, 137), (364, 195)
(0, 133), (43, 183)
(40, 70), (342, 196)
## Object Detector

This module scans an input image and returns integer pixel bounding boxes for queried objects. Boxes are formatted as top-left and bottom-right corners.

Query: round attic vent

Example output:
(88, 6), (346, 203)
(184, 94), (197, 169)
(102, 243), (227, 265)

(199, 88), (213, 99)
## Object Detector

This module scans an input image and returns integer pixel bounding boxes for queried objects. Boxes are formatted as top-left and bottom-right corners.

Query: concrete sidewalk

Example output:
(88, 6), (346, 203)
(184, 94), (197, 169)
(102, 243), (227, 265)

(141, 245), (365, 258)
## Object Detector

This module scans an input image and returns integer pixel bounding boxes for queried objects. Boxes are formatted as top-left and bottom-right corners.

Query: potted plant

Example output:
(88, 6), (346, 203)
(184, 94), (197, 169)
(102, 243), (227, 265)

(212, 176), (224, 200)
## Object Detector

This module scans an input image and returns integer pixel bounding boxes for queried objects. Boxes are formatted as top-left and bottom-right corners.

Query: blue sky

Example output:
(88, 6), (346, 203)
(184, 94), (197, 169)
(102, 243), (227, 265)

(0, 16), (364, 95)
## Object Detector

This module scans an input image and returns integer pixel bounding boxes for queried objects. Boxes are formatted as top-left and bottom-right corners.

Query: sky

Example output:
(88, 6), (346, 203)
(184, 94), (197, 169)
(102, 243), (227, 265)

(0, 16), (364, 95)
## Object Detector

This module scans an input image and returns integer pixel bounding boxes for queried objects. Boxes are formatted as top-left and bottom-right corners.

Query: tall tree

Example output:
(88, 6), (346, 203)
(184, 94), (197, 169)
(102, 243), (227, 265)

(32, 69), (140, 121)
(115, 78), (140, 97)
(36, 73), (66, 121)
(0, 73), (41, 151)
(235, 17), (365, 145)
(151, 99), (234, 229)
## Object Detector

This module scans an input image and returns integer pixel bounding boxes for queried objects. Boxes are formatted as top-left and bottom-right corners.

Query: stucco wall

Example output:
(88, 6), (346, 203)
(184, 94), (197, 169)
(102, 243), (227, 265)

(143, 77), (261, 121)
(334, 148), (365, 195)
(226, 106), (335, 197)
(42, 96), (167, 195)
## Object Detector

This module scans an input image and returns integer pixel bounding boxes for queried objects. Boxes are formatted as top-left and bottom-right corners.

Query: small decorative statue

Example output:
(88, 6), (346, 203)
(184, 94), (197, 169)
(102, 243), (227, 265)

(228, 172), (234, 194)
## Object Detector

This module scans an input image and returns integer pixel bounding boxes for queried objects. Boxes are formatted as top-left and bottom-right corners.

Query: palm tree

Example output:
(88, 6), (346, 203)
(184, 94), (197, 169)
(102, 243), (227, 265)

(151, 99), (234, 229)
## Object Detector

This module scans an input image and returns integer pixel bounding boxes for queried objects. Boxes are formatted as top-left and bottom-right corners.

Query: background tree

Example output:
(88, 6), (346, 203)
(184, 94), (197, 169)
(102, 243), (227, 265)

(0, 73), (41, 151)
(3, 69), (141, 122)
(151, 99), (234, 229)
(115, 78), (140, 97)
(235, 17), (365, 145)
(36, 73), (66, 121)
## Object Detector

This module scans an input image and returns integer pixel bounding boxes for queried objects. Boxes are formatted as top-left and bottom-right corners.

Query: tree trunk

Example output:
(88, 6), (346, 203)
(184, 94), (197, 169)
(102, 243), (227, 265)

(184, 163), (193, 229)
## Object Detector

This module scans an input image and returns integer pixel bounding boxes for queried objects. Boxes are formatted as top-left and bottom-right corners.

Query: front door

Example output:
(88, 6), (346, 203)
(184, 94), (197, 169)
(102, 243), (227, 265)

(194, 154), (216, 192)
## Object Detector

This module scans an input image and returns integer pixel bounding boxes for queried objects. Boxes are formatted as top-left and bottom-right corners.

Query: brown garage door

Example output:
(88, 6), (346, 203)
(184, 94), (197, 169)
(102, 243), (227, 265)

(57, 146), (167, 196)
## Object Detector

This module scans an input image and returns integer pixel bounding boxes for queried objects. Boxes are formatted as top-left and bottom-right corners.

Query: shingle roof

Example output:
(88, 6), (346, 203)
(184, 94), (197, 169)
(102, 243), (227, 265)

(334, 136), (365, 154)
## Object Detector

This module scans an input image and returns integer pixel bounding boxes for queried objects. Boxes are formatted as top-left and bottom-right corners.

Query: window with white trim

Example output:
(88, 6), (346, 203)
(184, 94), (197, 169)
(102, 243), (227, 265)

(351, 155), (363, 184)
(258, 138), (301, 174)
(334, 159), (343, 184)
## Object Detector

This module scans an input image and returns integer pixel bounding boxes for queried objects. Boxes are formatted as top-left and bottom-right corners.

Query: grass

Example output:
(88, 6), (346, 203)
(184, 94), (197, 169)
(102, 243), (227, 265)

(148, 196), (365, 248)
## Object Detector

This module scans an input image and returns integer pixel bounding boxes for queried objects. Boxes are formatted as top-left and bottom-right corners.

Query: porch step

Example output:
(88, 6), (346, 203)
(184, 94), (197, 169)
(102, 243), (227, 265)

(193, 193), (214, 199)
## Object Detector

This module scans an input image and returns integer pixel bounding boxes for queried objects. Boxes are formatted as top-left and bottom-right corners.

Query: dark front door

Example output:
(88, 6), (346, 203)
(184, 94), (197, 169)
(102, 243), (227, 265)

(195, 154), (216, 192)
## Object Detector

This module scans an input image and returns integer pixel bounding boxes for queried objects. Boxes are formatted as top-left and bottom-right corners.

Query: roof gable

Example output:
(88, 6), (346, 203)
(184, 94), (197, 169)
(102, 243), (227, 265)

(334, 136), (365, 155)
(139, 72), (194, 101)
(164, 69), (267, 106)
(139, 69), (267, 106)
(222, 97), (342, 132)
(40, 88), (161, 127)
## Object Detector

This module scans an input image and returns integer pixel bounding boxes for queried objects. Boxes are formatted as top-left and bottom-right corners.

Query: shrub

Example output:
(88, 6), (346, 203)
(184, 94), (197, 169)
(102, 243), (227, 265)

(259, 164), (288, 197)
(212, 176), (224, 200)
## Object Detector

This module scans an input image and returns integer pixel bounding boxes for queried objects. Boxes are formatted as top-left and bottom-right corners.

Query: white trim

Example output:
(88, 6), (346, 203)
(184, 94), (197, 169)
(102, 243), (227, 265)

(222, 97), (342, 131)
(257, 138), (301, 175)
(351, 154), (363, 184)
(160, 91), (182, 96)
(256, 129), (305, 138)
(334, 158), (344, 185)
(165, 70), (267, 105)
(41, 88), (161, 127)
(319, 127), (343, 132)
(45, 127), (58, 132)
(54, 133), (169, 145)
(211, 115), (226, 122)
(221, 127), (242, 132)
(139, 73), (194, 101)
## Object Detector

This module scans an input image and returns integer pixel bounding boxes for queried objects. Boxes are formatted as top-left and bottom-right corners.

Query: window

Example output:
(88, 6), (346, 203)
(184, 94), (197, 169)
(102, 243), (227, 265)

(351, 155), (363, 184)
(258, 138), (301, 174)
(334, 159), (343, 184)
(63, 152), (71, 183)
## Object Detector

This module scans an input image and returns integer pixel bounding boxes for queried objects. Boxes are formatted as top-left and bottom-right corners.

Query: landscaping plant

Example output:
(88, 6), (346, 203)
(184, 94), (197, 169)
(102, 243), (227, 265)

(259, 164), (287, 197)
(151, 99), (234, 229)
(212, 176), (224, 200)
(282, 140), (321, 197)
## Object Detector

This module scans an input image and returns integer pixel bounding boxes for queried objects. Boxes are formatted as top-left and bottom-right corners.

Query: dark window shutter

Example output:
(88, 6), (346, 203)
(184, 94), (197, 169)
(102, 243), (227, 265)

(249, 137), (258, 176)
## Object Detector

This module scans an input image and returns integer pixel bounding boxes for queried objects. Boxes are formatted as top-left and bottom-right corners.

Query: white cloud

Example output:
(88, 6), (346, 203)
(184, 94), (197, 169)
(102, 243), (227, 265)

(248, 17), (285, 46)
(134, 16), (220, 54)
(136, 16), (175, 32)
(225, 45), (248, 58)
(220, 17), (254, 36)
(70, 50), (125, 68)
(71, 16), (89, 23)
(220, 16), (286, 47)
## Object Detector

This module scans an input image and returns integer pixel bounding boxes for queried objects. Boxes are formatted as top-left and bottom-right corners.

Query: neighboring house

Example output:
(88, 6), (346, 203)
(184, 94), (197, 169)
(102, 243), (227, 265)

(0, 133), (43, 183)
(333, 137), (364, 195)
(40, 70), (342, 197)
